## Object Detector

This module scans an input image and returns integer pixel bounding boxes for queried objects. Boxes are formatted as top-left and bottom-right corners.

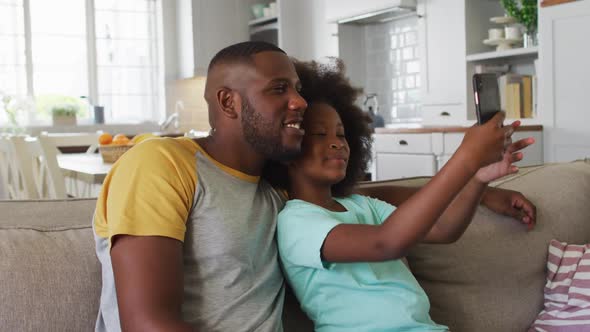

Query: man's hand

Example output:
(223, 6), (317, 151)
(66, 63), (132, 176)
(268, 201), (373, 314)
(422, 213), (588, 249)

(482, 187), (536, 230)
(475, 121), (535, 183)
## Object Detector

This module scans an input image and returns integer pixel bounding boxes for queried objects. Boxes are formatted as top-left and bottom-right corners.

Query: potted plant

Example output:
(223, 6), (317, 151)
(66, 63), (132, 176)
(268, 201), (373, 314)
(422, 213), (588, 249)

(51, 103), (79, 126)
(501, 0), (538, 47)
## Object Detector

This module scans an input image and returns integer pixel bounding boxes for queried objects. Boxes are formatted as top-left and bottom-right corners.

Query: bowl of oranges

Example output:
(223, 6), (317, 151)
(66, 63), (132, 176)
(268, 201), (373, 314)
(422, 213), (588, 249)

(98, 133), (135, 163)
(98, 132), (158, 163)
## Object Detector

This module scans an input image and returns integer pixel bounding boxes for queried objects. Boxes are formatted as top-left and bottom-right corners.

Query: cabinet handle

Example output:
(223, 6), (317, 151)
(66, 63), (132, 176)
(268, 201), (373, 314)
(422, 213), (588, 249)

(440, 111), (450, 116)
(398, 140), (408, 146)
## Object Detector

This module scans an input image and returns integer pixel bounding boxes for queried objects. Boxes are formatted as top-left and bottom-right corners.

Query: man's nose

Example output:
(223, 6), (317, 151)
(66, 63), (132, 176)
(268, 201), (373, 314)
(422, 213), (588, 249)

(288, 91), (308, 112)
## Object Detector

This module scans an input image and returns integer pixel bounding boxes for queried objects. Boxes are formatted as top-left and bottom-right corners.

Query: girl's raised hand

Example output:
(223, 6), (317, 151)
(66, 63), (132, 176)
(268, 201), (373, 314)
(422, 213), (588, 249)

(475, 120), (535, 183)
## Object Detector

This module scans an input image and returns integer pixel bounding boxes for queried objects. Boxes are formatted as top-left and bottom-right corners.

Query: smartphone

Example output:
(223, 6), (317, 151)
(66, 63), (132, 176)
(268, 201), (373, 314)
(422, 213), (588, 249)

(473, 73), (501, 124)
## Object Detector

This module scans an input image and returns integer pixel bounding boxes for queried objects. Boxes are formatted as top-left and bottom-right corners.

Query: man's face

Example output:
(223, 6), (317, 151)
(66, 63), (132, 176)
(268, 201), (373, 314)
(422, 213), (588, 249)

(240, 51), (307, 161)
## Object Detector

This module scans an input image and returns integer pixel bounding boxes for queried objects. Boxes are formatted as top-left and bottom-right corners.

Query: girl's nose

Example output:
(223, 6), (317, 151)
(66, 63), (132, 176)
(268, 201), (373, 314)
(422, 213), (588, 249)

(330, 143), (343, 149)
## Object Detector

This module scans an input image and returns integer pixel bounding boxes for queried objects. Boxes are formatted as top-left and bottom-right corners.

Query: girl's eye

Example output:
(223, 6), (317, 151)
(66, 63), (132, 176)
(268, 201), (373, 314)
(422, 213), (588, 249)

(311, 132), (326, 136)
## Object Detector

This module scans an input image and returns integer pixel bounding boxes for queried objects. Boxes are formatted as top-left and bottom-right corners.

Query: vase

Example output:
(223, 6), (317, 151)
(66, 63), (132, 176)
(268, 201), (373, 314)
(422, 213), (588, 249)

(52, 114), (77, 126)
(523, 31), (538, 48)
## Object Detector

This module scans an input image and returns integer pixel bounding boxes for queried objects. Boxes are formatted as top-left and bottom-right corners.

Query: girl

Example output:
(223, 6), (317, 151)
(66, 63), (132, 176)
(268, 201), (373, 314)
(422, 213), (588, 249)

(266, 60), (534, 331)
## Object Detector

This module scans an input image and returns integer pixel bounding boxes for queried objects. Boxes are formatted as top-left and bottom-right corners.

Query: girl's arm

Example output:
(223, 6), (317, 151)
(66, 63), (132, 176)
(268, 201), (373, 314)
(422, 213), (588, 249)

(421, 134), (535, 243)
(322, 114), (512, 263)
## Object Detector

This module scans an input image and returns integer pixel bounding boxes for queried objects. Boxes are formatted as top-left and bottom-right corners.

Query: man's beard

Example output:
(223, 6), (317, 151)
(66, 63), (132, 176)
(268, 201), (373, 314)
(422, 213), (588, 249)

(241, 97), (300, 162)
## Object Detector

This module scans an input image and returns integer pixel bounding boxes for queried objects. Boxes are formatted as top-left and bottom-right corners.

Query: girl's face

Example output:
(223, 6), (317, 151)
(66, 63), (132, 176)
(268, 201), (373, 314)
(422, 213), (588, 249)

(289, 102), (350, 186)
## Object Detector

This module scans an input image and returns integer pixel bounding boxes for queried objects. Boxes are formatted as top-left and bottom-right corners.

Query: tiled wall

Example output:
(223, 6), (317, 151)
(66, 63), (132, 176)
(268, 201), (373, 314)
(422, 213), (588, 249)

(364, 16), (421, 124)
(165, 76), (211, 133)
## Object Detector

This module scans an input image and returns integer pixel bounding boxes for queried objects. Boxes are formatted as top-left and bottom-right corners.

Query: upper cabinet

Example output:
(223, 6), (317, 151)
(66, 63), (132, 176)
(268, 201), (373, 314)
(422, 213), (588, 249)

(417, 0), (466, 113)
(274, 0), (338, 61)
(191, 0), (250, 76)
(175, 0), (337, 78)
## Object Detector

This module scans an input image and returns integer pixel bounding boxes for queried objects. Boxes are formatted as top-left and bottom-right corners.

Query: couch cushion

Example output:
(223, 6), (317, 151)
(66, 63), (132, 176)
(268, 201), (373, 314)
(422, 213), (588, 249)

(0, 198), (100, 331)
(406, 161), (590, 332)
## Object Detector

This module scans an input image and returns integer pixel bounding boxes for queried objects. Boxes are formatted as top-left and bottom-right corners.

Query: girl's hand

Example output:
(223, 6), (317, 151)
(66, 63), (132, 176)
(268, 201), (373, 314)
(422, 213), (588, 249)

(460, 112), (514, 173)
(475, 121), (535, 183)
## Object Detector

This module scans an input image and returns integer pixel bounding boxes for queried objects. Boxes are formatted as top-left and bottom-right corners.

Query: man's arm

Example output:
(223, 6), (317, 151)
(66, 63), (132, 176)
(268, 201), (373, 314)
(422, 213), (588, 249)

(111, 235), (194, 332)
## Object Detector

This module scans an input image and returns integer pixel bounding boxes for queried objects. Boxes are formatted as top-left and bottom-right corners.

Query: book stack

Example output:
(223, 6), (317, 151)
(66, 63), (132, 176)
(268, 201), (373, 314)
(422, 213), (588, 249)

(497, 74), (536, 119)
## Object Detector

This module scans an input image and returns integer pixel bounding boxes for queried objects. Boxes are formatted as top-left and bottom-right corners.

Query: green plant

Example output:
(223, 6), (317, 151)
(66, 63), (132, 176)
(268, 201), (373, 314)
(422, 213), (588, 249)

(51, 103), (79, 117)
(501, 0), (538, 34)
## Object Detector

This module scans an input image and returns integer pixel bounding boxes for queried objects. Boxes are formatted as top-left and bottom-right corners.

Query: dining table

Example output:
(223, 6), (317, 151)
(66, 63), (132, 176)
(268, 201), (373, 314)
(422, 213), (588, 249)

(57, 153), (113, 197)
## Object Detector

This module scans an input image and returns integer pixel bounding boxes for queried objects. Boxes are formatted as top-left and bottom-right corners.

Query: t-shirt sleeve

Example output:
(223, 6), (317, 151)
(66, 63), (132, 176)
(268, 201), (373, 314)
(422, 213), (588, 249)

(350, 194), (396, 225)
(277, 205), (340, 270)
(93, 138), (197, 245)
(355, 194), (397, 225)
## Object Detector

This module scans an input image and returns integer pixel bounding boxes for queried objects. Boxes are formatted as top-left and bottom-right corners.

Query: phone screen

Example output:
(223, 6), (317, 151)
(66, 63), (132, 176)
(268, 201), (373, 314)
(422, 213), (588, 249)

(473, 73), (501, 124)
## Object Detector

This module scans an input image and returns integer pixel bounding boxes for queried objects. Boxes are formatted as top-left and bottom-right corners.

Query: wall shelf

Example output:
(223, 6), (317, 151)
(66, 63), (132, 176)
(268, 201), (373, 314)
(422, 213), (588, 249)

(248, 15), (278, 26)
(466, 46), (538, 62)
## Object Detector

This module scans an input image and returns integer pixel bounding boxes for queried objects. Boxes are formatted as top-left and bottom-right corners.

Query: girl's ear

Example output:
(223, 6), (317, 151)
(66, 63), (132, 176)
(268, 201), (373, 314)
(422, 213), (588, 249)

(216, 88), (240, 119)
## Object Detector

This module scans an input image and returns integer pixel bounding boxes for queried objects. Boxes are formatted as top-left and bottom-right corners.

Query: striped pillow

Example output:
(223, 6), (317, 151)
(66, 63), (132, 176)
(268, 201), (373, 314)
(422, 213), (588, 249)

(530, 240), (590, 331)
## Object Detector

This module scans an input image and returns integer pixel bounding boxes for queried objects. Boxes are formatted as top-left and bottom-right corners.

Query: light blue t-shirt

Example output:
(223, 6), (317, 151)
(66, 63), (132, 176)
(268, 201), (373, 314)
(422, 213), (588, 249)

(277, 194), (448, 332)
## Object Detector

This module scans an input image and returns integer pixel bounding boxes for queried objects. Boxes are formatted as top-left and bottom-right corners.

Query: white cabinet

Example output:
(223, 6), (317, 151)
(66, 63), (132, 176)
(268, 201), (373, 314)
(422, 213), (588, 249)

(417, 0), (466, 109)
(374, 133), (439, 180)
(191, 0), (250, 76)
(375, 129), (544, 180)
(175, 0), (337, 78)
(278, 0), (339, 60)
(538, 0), (590, 162)
(437, 130), (544, 170)
(376, 153), (437, 179)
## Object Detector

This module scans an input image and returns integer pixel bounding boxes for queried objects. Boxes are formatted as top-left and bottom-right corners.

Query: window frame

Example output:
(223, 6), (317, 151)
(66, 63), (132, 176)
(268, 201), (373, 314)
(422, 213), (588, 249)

(6, 0), (165, 126)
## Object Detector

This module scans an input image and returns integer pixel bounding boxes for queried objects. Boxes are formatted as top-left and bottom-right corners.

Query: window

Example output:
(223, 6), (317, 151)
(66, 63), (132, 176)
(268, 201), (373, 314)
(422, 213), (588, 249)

(0, 0), (164, 126)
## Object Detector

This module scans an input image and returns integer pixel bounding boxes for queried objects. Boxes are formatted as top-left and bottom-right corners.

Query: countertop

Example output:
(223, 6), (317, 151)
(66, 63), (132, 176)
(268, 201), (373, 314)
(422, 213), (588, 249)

(374, 125), (543, 134)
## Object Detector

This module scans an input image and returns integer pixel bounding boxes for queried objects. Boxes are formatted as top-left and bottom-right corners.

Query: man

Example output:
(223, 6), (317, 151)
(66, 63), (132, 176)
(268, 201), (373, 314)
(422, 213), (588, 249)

(93, 41), (535, 331)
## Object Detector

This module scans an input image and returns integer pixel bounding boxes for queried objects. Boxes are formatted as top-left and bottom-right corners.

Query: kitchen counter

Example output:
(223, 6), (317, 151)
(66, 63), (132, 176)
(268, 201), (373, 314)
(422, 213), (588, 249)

(374, 125), (543, 134)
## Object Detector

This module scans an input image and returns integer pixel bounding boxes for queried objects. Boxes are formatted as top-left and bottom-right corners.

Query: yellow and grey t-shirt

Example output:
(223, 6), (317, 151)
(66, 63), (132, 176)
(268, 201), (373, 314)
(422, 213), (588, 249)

(93, 137), (285, 332)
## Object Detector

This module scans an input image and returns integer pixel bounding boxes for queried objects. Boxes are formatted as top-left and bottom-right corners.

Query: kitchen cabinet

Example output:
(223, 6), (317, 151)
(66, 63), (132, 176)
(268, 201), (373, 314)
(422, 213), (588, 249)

(273, 0), (338, 61)
(538, 0), (590, 162)
(417, 0), (466, 109)
(190, 0), (250, 76)
(176, 0), (337, 78)
(374, 127), (543, 180)
(374, 133), (438, 179)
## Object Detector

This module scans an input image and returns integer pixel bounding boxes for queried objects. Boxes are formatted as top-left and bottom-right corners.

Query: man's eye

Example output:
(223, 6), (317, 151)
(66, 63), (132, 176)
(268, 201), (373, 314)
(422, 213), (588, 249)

(273, 85), (287, 93)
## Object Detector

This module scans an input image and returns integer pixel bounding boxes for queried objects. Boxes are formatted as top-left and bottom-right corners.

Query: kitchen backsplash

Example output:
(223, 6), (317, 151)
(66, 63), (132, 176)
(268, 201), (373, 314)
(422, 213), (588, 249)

(363, 16), (421, 124)
(165, 76), (210, 133)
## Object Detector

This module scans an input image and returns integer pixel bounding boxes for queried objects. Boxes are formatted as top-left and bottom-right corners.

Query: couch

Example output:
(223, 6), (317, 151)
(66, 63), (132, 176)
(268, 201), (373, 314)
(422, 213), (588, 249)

(1, 160), (589, 331)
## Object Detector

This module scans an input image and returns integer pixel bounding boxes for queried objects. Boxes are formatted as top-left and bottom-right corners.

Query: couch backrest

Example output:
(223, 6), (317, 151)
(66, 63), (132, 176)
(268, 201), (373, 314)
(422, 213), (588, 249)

(0, 198), (99, 331)
(407, 160), (590, 332)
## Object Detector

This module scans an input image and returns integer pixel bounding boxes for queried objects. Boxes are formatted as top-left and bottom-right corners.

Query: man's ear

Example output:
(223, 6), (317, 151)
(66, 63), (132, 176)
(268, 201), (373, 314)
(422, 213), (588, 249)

(216, 88), (241, 119)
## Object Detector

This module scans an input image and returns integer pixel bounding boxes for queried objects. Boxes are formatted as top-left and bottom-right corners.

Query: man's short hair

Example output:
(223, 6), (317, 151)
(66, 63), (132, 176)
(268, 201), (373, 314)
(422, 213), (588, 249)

(207, 41), (285, 72)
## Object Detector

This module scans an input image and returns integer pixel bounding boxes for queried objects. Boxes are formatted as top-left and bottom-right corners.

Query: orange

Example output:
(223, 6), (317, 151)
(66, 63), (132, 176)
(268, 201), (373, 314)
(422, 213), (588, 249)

(98, 133), (113, 145)
(112, 134), (130, 145)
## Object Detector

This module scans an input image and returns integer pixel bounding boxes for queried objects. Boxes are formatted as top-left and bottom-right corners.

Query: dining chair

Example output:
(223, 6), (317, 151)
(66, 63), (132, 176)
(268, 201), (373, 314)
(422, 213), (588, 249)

(39, 132), (101, 154)
(38, 132), (102, 198)
(0, 135), (28, 199)
(3, 135), (43, 199)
